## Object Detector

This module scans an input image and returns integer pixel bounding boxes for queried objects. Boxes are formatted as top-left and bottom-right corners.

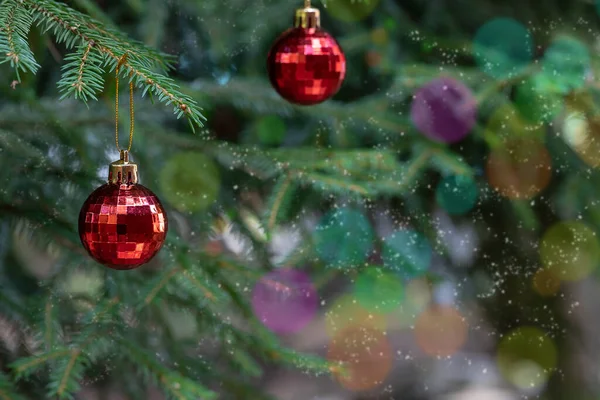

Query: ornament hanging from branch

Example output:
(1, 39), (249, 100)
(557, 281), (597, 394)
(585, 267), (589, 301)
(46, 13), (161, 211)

(267, 0), (346, 105)
(78, 54), (168, 270)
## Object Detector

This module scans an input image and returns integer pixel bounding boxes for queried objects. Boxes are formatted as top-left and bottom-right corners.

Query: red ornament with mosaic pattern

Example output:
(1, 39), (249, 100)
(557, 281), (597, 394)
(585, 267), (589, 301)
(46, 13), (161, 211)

(267, 0), (346, 105)
(78, 54), (167, 270)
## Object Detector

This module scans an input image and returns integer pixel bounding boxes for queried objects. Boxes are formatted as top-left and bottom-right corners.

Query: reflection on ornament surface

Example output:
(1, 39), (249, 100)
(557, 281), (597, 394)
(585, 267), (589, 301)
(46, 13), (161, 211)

(323, 0), (381, 22)
(542, 36), (590, 94)
(436, 175), (478, 215)
(414, 305), (468, 357)
(562, 111), (600, 168)
(486, 138), (552, 199)
(532, 268), (561, 297)
(382, 229), (432, 279)
(327, 326), (392, 391)
(354, 266), (404, 313)
(313, 207), (374, 269)
(159, 152), (220, 212)
(497, 326), (557, 391)
(325, 294), (387, 337)
(472, 18), (533, 79)
(251, 268), (318, 334)
(411, 77), (477, 143)
(540, 221), (600, 282)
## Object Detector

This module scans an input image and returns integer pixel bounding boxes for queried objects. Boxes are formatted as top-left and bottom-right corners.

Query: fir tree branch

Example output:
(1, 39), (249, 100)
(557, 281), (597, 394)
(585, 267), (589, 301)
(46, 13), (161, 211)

(0, 372), (26, 400)
(0, 0), (40, 79)
(264, 174), (294, 234)
(4, 0), (205, 128)
(11, 349), (71, 378)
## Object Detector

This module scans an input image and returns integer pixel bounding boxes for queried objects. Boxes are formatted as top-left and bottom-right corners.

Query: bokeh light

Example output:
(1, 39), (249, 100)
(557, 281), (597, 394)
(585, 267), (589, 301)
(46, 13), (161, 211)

(327, 326), (393, 391)
(323, 0), (381, 23)
(562, 111), (600, 168)
(497, 326), (557, 391)
(388, 278), (432, 329)
(472, 18), (533, 79)
(540, 221), (600, 281)
(484, 102), (544, 142)
(435, 174), (478, 215)
(255, 115), (286, 146)
(532, 268), (561, 297)
(159, 152), (220, 212)
(353, 266), (404, 313)
(410, 77), (477, 143)
(325, 294), (387, 338)
(313, 207), (374, 269)
(542, 36), (590, 94)
(414, 305), (468, 357)
(382, 229), (432, 279)
(514, 74), (563, 125)
(486, 139), (552, 199)
(251, 268), (318, 335)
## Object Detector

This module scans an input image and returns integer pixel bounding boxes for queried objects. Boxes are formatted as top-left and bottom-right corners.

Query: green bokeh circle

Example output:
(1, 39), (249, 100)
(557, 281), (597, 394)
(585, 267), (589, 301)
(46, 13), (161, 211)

(435, 175), (478, 215)
(313, 207), (374, 269)
(354, 266), (404, 313)
(472, 18), (533, 79)
(159, 152), (220, 212)
(381, 229), (432, 279)
(323, 0), (381, 23)
(542, 36), (590, 94)
(514, 74), (564, 124)
(255, 115), (286, 146)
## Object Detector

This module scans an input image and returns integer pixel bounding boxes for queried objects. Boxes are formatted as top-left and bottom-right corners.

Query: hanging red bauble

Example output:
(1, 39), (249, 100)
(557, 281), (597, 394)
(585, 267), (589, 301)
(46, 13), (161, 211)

(78, 151), (168, 270)
(267, 1), (346, 105)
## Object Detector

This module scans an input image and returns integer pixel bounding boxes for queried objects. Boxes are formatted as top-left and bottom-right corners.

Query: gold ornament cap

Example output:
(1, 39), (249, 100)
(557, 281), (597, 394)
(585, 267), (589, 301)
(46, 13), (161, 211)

(295, 1), (320, 28)
(108, 150), (138, 185)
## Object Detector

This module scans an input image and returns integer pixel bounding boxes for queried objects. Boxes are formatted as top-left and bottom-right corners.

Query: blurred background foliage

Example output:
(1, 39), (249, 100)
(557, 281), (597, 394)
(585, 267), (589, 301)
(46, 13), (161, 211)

(2, 0), (600, 399)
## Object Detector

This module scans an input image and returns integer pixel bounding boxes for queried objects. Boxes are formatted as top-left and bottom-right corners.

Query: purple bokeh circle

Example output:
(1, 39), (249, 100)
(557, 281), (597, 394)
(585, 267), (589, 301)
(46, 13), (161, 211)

(410, 77), (477, 143)
(251, 268), (319, 334)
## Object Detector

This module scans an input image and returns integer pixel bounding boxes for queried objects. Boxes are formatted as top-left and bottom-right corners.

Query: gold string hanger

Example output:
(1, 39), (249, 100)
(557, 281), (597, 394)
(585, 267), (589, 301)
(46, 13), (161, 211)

(115, 53), (134, 154)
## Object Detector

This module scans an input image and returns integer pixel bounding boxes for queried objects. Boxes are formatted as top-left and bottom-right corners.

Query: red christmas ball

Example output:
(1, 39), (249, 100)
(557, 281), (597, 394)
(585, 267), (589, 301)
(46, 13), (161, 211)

(267, 27), (346, 105)
(78, 182), (168, 270)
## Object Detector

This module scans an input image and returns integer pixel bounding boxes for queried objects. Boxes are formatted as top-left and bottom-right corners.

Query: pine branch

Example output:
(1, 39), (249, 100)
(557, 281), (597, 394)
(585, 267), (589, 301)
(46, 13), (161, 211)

(11, 348), (71, 379)
(0, 372), (26, 400)
(263, 174), (294, 235)
(57, 42), (104, 101)
(119, 338), (217, 400)
(3, 0), (205, 128)
(0, 0), (40, 79)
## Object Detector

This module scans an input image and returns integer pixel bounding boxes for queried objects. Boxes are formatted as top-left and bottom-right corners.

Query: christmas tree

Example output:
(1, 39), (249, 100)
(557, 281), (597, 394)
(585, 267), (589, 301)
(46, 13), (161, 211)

(1, 0), (599, 399)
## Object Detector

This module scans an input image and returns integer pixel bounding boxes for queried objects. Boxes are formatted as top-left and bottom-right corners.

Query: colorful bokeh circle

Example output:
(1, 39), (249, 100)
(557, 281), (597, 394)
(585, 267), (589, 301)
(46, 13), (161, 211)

(159, 152), (220, 212)
(353, 266), (404, 313)
(382, 229), (432, 279)
(255, 115), (286, 146)
(542, 36), (590, 94)
(327, 326), (393, 391)
(410, 77), (477, 143)
(514, 74), (563, 125)
(540, 221), (600, 281)
(486, 138), (552, 199)
(484, 102), (544, 142)
(472, 18), (533, 79)
(497, 326), (557, 391)
(562, 111), (600, 168)
(313, 207), (374, 269)
(532, 268), (561, 297)
(325, 294), (387, 338)
(435, 174), (478, 215)
(251, 268), (318, 334)
(414, 305), (468, 357)
(323, 0), (381, 22)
